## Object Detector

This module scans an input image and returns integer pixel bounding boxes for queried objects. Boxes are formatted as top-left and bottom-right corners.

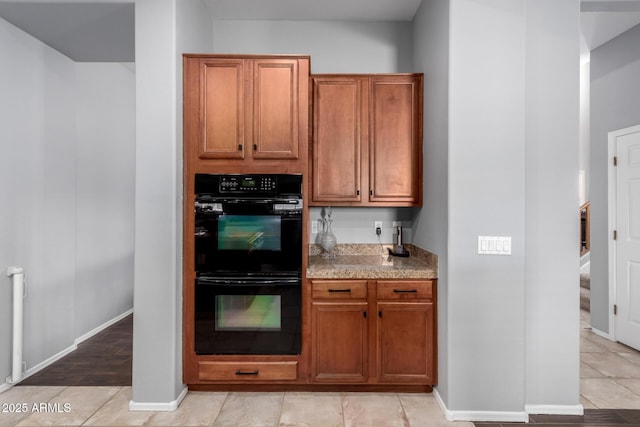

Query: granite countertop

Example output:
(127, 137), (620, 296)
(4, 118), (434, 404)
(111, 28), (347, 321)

(307, 244), (438, 280)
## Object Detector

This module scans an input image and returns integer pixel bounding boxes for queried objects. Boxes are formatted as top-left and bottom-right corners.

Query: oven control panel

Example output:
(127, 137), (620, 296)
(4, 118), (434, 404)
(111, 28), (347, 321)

(195, 174), (302, 197)
(219, 176), (276, 193)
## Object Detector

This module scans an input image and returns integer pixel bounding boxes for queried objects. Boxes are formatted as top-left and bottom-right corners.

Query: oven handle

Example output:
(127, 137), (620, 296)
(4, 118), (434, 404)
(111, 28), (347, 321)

(196, 277), (301, 286)
(204, 198), (301, 204)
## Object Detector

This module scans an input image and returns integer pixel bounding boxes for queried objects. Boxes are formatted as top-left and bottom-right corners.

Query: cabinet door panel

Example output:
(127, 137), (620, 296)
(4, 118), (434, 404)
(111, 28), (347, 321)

(312, 77), (363, 202)
(312, 302), (368, 382)
(200, 59), (245, 159)
(370, 76), (422, 203)
(377, 302), (434, 383)
(253, 59), (299, 159)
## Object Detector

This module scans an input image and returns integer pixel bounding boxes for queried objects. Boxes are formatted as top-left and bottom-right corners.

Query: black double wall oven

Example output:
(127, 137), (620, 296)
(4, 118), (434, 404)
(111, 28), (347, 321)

(194, 174), (302, 355)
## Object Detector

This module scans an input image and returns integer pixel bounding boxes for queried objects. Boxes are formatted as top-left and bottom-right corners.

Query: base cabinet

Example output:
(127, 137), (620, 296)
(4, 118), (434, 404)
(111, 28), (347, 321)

(310, 279), (437, 386)
(312, 303), (368, 382)
(377, 302), (434, 383)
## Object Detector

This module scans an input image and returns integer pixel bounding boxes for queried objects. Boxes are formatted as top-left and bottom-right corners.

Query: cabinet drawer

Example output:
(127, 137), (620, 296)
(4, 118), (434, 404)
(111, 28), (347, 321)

(377, 281), (433, 300)
(198, 361), (297, 381)
(312, 280), (368, 299)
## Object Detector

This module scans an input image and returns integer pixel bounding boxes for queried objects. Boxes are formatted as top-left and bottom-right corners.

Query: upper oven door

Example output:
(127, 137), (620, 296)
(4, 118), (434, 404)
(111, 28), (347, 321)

(195, 198), (302, 275)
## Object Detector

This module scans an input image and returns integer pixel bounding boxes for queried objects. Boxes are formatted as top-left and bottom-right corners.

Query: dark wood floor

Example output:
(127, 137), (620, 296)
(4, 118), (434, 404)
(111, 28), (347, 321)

(475, 410), (640, 427)
(19, 314), (132, 387)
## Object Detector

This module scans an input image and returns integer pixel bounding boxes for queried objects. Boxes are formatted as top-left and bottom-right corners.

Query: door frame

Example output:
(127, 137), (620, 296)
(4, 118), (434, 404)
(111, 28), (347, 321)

(607, 123), (640, 342)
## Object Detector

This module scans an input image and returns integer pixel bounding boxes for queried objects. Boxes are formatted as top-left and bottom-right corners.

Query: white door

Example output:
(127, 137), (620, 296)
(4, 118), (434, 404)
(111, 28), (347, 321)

(613, 125), (640, 350)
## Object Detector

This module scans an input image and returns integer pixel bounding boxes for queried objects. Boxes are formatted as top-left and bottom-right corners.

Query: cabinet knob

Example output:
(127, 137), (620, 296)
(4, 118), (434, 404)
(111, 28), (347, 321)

(237, 144), (243, 151)
(253, 144), (258, 151)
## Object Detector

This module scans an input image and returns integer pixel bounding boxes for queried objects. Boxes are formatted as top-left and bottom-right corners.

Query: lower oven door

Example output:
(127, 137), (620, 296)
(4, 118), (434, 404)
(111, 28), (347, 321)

(194, 276), (301, 355)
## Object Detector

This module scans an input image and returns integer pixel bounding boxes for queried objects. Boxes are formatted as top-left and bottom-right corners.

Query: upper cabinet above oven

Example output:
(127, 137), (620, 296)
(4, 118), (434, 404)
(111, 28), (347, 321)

(183, 55), (310, 173)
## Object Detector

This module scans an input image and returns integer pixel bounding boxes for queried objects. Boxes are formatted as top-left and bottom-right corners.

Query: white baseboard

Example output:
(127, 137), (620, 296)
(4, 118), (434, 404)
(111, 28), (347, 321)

(434, 386), (583, 421)
(590, 325), (613, 341)
(433, 387), (528, 422)
(0, 382), (14, 394)
(129, 386), (188, 412)
(22, 343), (78, 381)
(525, 404), (584, 415)
(75, 308), (134, 345)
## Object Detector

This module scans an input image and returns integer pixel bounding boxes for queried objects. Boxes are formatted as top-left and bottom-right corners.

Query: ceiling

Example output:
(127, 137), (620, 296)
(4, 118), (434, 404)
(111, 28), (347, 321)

(0, 0), (639, 62)
(204, 0), (422, 21)
(0, 1), (134, 62)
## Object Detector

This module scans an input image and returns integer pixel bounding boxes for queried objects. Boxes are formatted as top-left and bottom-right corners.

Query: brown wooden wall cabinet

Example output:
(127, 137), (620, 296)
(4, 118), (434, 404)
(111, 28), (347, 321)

(183, 55), (309, 173)
(310, 279), (437, 387)
(311, 74), (423, 206)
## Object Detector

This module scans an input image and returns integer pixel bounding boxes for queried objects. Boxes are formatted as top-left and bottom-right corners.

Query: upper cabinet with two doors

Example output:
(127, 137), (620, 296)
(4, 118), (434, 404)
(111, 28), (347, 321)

(183, 55), (309, 172)
(311, 74), (423, 206)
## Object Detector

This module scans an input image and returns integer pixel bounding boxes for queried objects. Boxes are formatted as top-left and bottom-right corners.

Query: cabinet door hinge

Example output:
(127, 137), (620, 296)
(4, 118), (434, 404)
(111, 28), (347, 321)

(614, 230), (618, 240)
(614, 304), (618, 315)
(614, 156), (618, 166)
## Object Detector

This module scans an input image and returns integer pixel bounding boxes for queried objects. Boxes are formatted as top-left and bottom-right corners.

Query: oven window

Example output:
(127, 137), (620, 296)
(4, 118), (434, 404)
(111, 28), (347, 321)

(215, 295), (282, 331)
(218, 215), (281, 251)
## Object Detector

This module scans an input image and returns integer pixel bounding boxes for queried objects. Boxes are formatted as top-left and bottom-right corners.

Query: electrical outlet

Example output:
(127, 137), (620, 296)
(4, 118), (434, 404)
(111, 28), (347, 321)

(311, 220), (318, 234)
(374, 221), (382, 235)
(392, 221), (401, 227)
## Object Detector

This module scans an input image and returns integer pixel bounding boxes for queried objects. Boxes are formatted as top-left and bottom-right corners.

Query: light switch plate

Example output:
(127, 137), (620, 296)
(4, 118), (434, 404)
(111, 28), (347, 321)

(478, 236), (512, 255)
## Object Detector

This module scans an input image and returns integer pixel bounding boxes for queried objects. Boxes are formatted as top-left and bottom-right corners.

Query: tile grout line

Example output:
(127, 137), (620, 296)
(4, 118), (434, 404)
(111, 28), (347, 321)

(79, 386), (123, 427)
(209, 391), (230, 427)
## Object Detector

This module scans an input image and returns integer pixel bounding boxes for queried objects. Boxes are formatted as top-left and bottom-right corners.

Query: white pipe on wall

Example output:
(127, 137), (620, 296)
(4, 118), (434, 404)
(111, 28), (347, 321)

(6, 266), (25, 384)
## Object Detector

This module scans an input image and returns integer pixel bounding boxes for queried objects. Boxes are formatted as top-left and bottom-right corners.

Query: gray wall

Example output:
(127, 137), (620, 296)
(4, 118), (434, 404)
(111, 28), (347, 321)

(0, 16), (135, 388)
(131, 0), (213, 406)
(213, 20), (413, 73)
(448, 0), (527, 411)
(589, 23), (640, 334)
(75, 63), (135, 338)
(426, 0), (580, 415)
(0, 16), (76, 381)
(411, 0), (450, 405)
(524, 0), (580, 408)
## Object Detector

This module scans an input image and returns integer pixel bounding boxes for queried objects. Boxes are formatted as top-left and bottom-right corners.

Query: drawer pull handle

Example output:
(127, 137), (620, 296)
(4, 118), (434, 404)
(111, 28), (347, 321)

(235, 370), (259, 376)
(237, 144), (243, 151)
(394, 289), (418, 293)
(328, 288), (351, 293)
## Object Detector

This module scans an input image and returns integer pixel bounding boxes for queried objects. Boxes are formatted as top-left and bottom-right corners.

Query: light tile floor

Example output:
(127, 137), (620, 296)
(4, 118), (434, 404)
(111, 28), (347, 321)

(581, 309), (640, 409)
(0, 387), (473, 427)
(1, 309), (638, 426)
